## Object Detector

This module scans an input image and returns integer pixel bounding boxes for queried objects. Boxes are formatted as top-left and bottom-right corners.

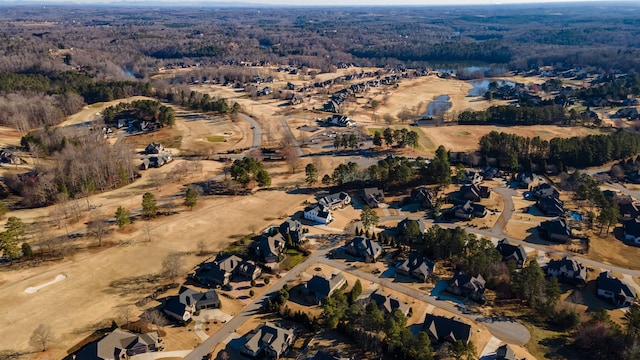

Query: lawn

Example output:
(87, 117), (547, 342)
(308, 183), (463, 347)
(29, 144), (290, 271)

(206, 135), (226, 143)
(524, 322), (573, 360)
(280, 248), (307, 270)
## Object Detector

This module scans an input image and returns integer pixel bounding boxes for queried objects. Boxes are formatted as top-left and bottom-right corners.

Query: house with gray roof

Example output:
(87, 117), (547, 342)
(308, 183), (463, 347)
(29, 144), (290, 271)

(546, 257), (587, 287)
(253, 233), (285, 263)
(422, 314), (472, 345)
(318, 192), (351, 209)
(496, 344), (519, 360)
(362, 187), (385, 208)
(538, 218), (571, 243)
(537, 196), (565, 217)
(304, 272), (346, 303)
(345, 237), (382, 262)
(446, 273), (486, 303)
(194, 253), (261, 287)
(396, 252), (434, 282)
(95, 329), (158, 360)
(496, 238), (528, 268)
(368, 290), (411, 317)
(163, 286), (219, 322)
(410, 186), (435, 209)
(241, 322), (295, 359)
(597, 271), (636, 307)
(279, 219), (304, 245)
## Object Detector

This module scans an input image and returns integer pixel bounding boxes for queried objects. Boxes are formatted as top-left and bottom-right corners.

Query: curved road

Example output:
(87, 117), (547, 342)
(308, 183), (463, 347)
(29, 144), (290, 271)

(237, 113), (262, 150)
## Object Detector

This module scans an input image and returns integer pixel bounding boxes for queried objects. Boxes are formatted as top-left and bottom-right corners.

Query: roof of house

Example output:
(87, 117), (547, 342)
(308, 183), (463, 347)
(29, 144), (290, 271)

(496, 238), (527, 263)
(318, 192), (350, 208)
(362, 187), (384, 205)
(304, 204), (331, 220)
(254, 233), (285, 260)
(369, 290), (411, 315)
(597, 271), (636, 299)
(496, 344), (518, 360)
(539, 218), (571, 238)
(213, 253), (244, 273)
(411, 186), (434, 206)
(307, 272), (346, 299)
(397, 252), (434, 277)
(448, 272), (486, 293)
(243, 322), (295, 356)
(538, 196), (565, 215)
(96, 329), (157, 360)
(624, 218), (640, 237)
(458, 200), (486, 214)
(546, 257), (587, 281)
(346, 237), (382, 260)
(423, 314), (472, 344)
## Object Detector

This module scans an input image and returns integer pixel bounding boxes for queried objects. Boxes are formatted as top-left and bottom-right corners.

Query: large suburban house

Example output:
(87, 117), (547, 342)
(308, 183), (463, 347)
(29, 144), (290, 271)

(368, 290), (411, 317)
(253, 233), (285, 263)
(93, 329), (159, 360)
(537, 196), (565, 217)
(411, 186), (435, 209)
(345, 237), (383, 262)
(194, 253), (261, 287)
(319, 192), (351, 209)
(279, 219), (304, 245)
(396, 252), (434, 282)
(496, 238), (528, 268)
(304, 204), (333, 224)
(362, 187), (385, 208)
(452, 200), (487, 220)
(241, 322), (296, 359)
(145, 142), (164, 154)
(163, 286), (220, 322)
(531, 183), (559, 199)
(458, 183), (490, 202)
(446, 273), (486, 303)
(623, 218), (640, 244)
(546, 257), (587, 287)
(619, 202), (640, 222)
(597, 271), (636, 307)
(423, 314), (472, 345)
(496, 344), (519, 360)
(327, 114), (356, 127)
(538, 218), (572, 243)
(303, 272), (347, 303)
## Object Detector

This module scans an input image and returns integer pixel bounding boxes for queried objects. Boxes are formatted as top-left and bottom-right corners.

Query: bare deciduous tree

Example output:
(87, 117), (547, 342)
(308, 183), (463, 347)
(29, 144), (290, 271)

(161, 252), (182, 285)
(29, 324), (54, 352)
(88, 211), (109, 247)
(117, 305), (135, 328)
(143, 223), (153, 243)
(142, 309), (167, 332)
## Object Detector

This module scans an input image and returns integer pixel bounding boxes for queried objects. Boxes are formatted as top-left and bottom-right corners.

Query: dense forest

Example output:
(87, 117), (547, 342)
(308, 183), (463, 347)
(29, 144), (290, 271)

(457, 105), (568, 125)
(478, 130), (640, 169)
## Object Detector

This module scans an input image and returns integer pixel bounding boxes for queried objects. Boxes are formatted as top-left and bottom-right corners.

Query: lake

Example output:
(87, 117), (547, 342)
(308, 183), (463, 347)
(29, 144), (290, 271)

(421, 95), (451, 118)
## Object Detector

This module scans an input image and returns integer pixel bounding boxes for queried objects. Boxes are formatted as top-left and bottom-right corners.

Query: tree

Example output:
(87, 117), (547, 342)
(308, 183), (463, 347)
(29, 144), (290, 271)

(0, 230), (20, 261)
(383, 127), (394, 147)
(4, 216), (25, 242)
(29, 324), (54, 352)
(162, 252), (182, 285)
(197, 239), (207, 255)
(321, 174), (332, 186)
(184, 187), (197, 210)
(305, 163), (318, 185)
(360, 205), (379, 231)
(115, 206), (130, 228)
(625, 303), (640, 340)
(21, 242), (33, 257)
(373, 131), (383, 147)
(88, 212), (108, 247)
(142, 309), (167, 332)
(141, 192), (158, 219)
(349, 279), (362, 304)
(118, 305), (135, 328)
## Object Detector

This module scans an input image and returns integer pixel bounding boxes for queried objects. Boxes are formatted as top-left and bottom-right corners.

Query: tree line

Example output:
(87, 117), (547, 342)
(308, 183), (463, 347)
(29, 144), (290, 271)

(457, 105), (568, 126)
(102, 100), (175, 127)
(478, 130), (640, 170)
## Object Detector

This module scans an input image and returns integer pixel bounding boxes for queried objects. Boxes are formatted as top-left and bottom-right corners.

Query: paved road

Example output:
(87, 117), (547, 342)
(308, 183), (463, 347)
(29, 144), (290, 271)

(237, 113), (261, 150)
(281, 116), (304, 157)
(317, 257), (531, 346)
(183, 236), (344, 360)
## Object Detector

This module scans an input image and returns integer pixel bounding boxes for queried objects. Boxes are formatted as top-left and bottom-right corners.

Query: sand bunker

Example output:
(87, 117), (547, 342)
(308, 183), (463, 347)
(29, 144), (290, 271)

(24, 274), (67, 294)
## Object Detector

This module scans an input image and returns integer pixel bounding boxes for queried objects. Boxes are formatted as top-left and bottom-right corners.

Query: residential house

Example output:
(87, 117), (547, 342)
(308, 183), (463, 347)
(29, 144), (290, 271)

(531, 183), (559, 199)
(459, 183), (490, 202)
(446, 273), (486, 303)
(396, 252), (434, 282)
(345, 237), (383, 262)
(288, 94), (303, 105)
(538, 218), (572, 243)
(0, 149), (21, 165)
(453, 201), (487, 220)
(619, 202), (640, 222)
(517, 173), (535, 188)
(254, 233), (285, 263)
(323, 100), (341, 113)
(279, 219), (304, 245)
(303, 204), (333, 224)
(163, 286), (220, 322)
(362, 187), (385, 208)
(537, 196), (565, 216)
(422, 314), (472, 345)
(241, 322), (295, 359)
(312, 351), (351, 360)
(368, 290), (411, 317)
(464, 171), (483, 185)
(410, 186), (435, 209)
(481, 166), (502, 180)
(597, 271), (636, 307)
(496, 238), (528, 268)
(496, 344), (519, 360)
(546, 257), (587, 287)
(96, 329), (159, 360)
(304, 273), (347, 303)
(194, 254), (261, 287)
(318, 192), (351, 209)
(327, 115), (356, 127)
(624, 218), (640, 244)
(145, 142), (164, 154)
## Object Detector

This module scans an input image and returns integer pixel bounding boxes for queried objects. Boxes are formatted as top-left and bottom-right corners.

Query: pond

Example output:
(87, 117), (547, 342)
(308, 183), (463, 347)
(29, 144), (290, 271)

(467, 79), (516, 97)
(421, 95), (451, 118)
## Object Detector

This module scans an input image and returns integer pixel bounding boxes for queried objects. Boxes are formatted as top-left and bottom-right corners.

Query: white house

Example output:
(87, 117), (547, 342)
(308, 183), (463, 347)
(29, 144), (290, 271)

(304, 204), (333, 224)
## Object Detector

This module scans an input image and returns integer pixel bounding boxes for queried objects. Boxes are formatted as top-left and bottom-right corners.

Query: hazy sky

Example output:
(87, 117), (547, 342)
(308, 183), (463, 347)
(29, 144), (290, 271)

(3, 0), (616, 5)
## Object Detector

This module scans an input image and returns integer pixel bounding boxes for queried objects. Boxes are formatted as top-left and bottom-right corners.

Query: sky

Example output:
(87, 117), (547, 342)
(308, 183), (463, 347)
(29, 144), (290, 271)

(0, 0), (620, 6)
